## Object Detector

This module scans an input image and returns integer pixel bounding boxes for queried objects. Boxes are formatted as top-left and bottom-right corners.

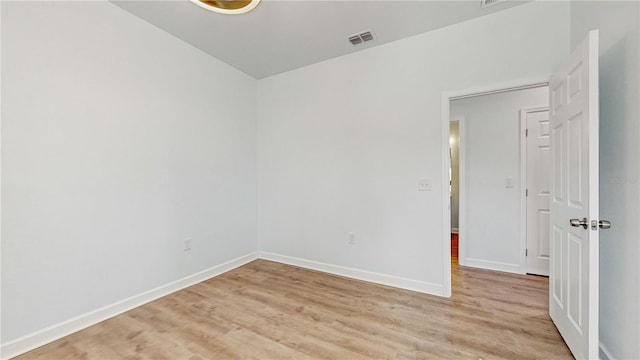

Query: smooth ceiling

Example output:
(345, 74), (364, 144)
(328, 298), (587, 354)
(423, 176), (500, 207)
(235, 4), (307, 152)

(113, 0), (529, 79)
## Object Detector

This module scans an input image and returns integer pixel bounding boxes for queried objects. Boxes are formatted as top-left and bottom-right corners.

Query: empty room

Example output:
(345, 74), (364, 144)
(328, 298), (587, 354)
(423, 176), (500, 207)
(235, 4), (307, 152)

(1, 1), (639, 359)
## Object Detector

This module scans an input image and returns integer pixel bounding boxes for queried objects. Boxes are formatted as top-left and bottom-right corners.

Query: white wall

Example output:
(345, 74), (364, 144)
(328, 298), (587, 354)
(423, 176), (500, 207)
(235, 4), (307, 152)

(450, 87), (548, 273)
(257, 1), (570, 293)
(570, 2), (640, 359)
(1, 0), (257, 350)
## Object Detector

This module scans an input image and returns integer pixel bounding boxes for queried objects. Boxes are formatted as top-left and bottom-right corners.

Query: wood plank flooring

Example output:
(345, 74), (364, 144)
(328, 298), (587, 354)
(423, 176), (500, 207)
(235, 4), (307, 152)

(13, 259), (572, 359)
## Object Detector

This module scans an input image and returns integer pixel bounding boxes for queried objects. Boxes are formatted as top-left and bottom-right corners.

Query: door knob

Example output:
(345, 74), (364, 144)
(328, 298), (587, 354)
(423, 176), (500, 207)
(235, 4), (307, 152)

(569, 217), (588, 229)
(599, 220), (611, 229)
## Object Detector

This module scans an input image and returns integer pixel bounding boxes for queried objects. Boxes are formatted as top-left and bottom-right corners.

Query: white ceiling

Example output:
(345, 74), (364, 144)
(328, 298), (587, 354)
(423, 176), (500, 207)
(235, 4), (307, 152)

(113, 0), (529, 79)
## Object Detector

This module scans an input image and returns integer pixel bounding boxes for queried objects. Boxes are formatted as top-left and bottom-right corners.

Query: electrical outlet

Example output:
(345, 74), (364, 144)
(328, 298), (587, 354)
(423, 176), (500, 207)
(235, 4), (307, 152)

(347, 232), (356, 246)
(418, 179), (432, 191)
(183, 238), (192, 251)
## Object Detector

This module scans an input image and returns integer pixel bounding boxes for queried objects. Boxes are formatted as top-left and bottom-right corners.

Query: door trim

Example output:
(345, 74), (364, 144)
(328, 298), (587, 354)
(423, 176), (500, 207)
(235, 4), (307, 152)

(520, 106), (551, 275)
(440, 78), (549, 297)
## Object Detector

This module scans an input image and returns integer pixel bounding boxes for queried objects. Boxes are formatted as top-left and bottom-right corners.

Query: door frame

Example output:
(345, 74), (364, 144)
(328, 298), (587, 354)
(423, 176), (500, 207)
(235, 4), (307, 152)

(440, 78), (549, 297)
(520, 106), (551, 275)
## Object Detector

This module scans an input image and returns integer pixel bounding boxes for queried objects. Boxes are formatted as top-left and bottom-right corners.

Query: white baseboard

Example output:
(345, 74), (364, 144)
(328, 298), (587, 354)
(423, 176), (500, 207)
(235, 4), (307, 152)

(461, 257), (522, 274)
(259, 252), (444, 296)
(0, 252), (258, 360)
(599, 342), (615, 360)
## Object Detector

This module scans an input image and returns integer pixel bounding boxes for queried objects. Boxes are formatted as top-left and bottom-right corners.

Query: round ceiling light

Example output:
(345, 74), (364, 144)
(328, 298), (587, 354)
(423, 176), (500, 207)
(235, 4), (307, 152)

(191, 0), (261, 15)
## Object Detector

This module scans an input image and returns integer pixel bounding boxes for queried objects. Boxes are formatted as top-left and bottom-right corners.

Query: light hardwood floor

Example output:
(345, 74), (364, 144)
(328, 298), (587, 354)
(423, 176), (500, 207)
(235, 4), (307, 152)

(14, 259), (572, 359)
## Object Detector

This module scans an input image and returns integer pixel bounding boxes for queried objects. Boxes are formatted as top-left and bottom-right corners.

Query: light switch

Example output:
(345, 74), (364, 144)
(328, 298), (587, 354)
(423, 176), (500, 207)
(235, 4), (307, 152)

(418, 179), (432, 191)
(505, 178), (514, 188)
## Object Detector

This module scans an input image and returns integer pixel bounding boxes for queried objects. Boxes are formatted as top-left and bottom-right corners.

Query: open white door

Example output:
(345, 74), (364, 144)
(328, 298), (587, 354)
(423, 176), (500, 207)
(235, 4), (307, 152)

(549, 29), (601, 359)
(525, 108), (551, 276)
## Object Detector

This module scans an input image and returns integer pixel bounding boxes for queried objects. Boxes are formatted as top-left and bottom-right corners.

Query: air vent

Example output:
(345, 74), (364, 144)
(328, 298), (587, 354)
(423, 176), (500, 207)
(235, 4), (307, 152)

(359, 31), (374, 42)
(348, 35), (363, 46)
(480, 0), (507, 9)
(348, 30), (375, 46)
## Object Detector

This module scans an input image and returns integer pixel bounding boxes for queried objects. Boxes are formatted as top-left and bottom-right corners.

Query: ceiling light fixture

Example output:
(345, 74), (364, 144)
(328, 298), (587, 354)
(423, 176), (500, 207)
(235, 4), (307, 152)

(191, 0), (261, 15)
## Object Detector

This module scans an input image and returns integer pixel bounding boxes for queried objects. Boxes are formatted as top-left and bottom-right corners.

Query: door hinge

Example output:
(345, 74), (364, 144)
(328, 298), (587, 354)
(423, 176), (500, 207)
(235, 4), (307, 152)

(526, 249), (528, 256)
(526, 129), (529, 137)
(525, 189), (529, 197)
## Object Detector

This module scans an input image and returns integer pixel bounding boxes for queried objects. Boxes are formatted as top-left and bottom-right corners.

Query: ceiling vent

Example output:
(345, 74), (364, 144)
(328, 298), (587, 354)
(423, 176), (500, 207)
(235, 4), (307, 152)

(348, 30), (375, 46)
(480, 0), (507, 9)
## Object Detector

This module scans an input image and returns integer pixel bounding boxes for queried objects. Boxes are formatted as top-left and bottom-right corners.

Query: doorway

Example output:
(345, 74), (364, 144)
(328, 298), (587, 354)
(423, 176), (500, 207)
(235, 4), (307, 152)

(441, 81), (550, 296)
(449, 120), (462, 264)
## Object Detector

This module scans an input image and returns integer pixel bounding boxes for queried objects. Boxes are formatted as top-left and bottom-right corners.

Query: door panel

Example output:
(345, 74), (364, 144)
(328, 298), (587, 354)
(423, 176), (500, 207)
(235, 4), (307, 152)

(551, 225), (563, 306)
(567, 233), (583, 328)
(567, 113), (584, 207)
(549, 29), (599, 360)
(552, 124), (564, 203)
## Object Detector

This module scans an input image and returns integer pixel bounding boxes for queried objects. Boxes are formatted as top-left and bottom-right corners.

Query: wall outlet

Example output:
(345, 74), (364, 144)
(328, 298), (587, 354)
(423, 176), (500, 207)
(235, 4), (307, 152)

(418, 178), (432, 191)
(347, 232), (356, 246)
(183, 238), (192, 251)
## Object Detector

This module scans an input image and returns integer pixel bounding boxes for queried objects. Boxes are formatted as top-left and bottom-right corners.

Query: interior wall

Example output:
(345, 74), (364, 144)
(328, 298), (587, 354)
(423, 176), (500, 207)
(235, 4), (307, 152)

(450, 87), (548, 273)
(257, 1), (570, 291)
(449, 122), (459, 231)
(1, 1), (257, 345)
(570, 2), (640, 359)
